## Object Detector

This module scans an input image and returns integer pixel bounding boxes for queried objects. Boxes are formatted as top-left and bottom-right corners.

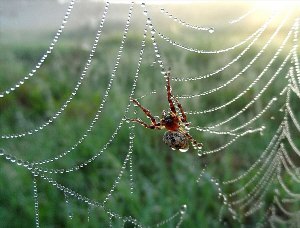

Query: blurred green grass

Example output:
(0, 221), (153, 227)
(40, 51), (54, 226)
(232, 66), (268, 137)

(1, 3), (300, 228)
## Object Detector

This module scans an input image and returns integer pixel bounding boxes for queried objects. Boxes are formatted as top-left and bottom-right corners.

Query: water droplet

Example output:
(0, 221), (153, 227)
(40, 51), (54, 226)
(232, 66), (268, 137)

(208, 28), (214, 33)
(179, 147), (189, 152)
(16, 160), (23, 166)
(171, 147), (176, 151)
(180, 204), (187, 214)
(0, 149), (4, 156)
(197, 143), (203, 150)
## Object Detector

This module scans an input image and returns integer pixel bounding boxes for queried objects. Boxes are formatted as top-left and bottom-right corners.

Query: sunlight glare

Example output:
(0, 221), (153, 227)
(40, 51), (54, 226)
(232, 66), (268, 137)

(257, 0), (299, 11)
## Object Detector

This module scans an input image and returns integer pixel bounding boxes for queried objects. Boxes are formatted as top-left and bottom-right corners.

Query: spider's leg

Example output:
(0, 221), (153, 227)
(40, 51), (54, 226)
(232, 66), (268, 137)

(172, 95), (187, 123)
(166, 68), (177, 114)
(130, 99), (157, 125)
(181, 130), (203, 149)
(128, 118), (161, 129)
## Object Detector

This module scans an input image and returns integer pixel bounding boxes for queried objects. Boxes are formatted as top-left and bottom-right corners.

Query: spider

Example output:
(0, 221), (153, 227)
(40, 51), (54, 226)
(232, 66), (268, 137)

(127, 68), (203, 152)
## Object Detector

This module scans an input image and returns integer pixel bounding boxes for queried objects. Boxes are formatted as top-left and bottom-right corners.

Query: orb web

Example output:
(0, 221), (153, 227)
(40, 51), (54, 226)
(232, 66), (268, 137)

(1, 1), (300, 227)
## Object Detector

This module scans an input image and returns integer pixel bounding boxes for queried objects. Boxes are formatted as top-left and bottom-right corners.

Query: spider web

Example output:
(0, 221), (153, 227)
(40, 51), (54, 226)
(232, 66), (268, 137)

(0, 1), (300, 227)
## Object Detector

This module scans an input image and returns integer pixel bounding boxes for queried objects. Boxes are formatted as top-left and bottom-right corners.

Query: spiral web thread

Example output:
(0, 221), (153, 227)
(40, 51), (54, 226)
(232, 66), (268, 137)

(0, 1), (300, 227)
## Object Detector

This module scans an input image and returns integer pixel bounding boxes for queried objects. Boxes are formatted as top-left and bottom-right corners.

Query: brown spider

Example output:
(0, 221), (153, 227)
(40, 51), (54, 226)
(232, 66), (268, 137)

(128, 68), (203, 152)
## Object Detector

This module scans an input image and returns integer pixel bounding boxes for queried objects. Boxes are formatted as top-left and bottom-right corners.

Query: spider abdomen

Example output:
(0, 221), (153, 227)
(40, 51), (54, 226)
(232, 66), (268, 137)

(163, 131), (189, 152)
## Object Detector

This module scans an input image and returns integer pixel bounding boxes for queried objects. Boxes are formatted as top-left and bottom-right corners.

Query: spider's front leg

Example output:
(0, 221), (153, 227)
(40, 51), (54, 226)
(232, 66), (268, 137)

(127, 118), (161, 129)
(172, 95), (188, 124)
(165, 68), (177, 114)
(128, 98), (162, 130)
(130, 98), (158, 125)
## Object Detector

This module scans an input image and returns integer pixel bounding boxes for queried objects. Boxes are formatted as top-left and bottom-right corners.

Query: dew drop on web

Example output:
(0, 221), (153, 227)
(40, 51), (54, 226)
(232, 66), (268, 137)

(197, 144), (203, 150)
(179, 147), (189, 152)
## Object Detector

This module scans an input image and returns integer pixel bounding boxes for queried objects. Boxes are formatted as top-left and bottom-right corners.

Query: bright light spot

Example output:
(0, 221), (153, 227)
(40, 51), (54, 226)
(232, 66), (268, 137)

(257, 0), (299, 11)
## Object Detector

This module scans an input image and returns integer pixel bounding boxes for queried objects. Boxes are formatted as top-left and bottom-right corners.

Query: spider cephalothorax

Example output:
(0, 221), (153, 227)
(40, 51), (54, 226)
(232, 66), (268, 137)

(161, 113), (180, 131)
(128, 68), (203, 152)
